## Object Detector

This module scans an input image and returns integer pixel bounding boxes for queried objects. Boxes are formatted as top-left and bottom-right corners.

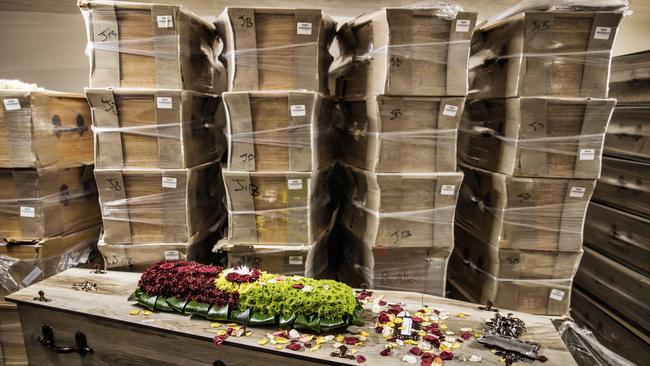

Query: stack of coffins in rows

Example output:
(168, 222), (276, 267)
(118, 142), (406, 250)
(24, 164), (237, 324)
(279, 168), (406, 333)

(79, 0), (227, 271)
(214, 8), (339, 276)
(571, 51), (650, 366)
(450, 4), (624, 315)
(332, 5), (477, 295)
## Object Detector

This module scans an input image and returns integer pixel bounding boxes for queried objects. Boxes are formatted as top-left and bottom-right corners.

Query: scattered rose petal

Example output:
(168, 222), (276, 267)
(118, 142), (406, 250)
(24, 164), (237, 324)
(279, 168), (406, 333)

(257, 338), (268, 345)
(356, 355), (366, 363)
(286, 343), (302, 351)
(410, 347), (423, 356)
(379, 300), (387, 306)
(292, 283), (304, 289)
(461, 332), (472, 340)
(380, 348), (391, 356)
(538, 355), (548, 362)
(289, 329), (301, 339)
(310, 344), (321, 351)
(213, 334), (228, 347)
(402, 354), (418, 364)
(469, 355), (481, 362)
(344, 337), (360, 345)
(439, 350), (454, 360)
(210, 322), (222, 328)
(129, 310), (140, 316)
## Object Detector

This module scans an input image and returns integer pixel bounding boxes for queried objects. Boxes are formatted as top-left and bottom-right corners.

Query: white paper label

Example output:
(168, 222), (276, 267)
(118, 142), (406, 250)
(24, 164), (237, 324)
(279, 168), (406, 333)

(579, 148), (595, 161)
(157, 15), (174, 28)
(290, 104), (306, 117)
(289, 255), (303, 265)
(456, 19), (471, 32)
(569, 186), (586, 198)
(164, 250), (180, 260)
(20, 206), (35, 218)
(594, 26), (611, 40)
(400, 317), (413, 336)
(296, 22), (312, 35)
(162, 176), (177, 189)
(442, 104), (459, 117)
(3, 98), (21, 111)
(549, 288), (565, 301)
(22, 266), (42, 286)
(287, 179), (303, 190)
(156, 97), (173, 109)
(440, 185), (456, 196)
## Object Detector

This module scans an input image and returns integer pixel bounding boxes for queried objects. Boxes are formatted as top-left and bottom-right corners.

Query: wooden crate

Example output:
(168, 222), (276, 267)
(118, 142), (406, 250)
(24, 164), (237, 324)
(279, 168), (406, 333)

(458, 97), (615, 179)
(584, 202), (649, 276)
(0, 302), (27, 366)
(87, 88), (225, 169)
(0, 166), (100, 242)
(604, 103), (650, 163)
(216, 8), (336, 93)
(339, 163), (463, 248)
(574, 246), (650, 333)
(341, 95), (464, 173)
(223, 167), (335, 246)
(336, 8), (477, 97)
(79, 0), (222, 94)
(471, 10), (623, 98)
(456, 163), (595, 252)
(592, 156), (650, 219)
(0, 90), (92, 169)
(223, 91), (336, 172)
(95, 161), (224, 245)
(609, 50), (650, 103)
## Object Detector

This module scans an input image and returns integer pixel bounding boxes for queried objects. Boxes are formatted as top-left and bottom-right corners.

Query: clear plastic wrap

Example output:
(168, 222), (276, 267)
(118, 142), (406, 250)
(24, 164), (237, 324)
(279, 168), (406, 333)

(591, 155), (650, 219)
(79, 0), (223, 94)
(604, 103), (650, 162)
(558, 320), (637, 366)
(610, 50), (650, 103)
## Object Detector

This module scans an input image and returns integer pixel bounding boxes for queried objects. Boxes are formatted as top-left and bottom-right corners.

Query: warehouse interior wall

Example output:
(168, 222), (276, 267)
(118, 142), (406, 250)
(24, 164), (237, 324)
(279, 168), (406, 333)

(0, 0), (648, 93)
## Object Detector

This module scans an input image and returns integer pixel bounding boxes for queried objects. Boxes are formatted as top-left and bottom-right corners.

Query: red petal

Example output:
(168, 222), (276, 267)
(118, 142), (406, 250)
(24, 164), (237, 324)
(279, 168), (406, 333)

(380, 348), (391, 356)
(292, 283), (304, 289)
(356, 355), (366, 363)
(461, 332), (472, 340)
(286, 343), (302, 351)
(410, 347), (423, 356)
(439, 351), (454, 360)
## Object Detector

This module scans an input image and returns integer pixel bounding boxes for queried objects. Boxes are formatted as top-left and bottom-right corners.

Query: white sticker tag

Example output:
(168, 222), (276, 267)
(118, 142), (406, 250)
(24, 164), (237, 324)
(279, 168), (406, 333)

(579, 148), (595, 161)
(3, 98), (21, 111)
(400, 317), (413, 336)
(440, 185), (456, 196)
(164, 250), (180, 260)
(288, 179), (303, 190)
(296, 22), (312, 35)
(442, 104), (459, 117)
(157, 15), (174, 28)
(549, 289), (565, 301)
(594, 26), (611, 40)
(289, 255), (304, 265)
(162, 177), (177, 189)
(156, 97), (173, 109)
(455, 19), (471, 32)
(20, 206), (35, 218)
(290, 104), (306, 117)
(22, 266), (43, 286)
(569, 186), (586, 198)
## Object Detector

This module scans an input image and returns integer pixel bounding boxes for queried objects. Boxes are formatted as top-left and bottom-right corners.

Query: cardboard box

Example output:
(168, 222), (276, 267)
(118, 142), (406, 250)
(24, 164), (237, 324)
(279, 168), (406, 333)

(216, 8), (336, 93)
(604, 103), (650, 163)
(458, 97), (614, 179)
(341, 95), (464, 173)
(456, 163), (595, 252)
(0, 90), (92, 169)
(95, 161), (224, 245)
(223, 91), (336, 172)
(609, 50), (650, 103)
(87, 88), (225, 169)
(79, 0), (222, 94)
(592, 156), (650, 219)
(470, 10), (623, 98)
(336, 8), (477, 97)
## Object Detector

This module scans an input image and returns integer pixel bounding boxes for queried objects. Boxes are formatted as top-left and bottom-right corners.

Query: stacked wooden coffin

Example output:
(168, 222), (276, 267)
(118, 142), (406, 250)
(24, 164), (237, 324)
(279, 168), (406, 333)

(450, 5), (623, 315)
(214, 8), (339, 276)
(79, 0), (227, 270)
(333, 6), (477, 295)
(571, 51), (650, 365)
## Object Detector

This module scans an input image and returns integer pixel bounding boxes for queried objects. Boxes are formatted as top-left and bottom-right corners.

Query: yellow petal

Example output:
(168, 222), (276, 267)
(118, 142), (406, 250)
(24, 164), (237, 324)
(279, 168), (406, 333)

(359, 330), (369, 337)
(357, 342), (364, 346)
(405, 340), (419, 345)
(335, 335), (345, 342)
(453, 342), (462, 349)
(310, 344), (321, 351)
(227, 323), (238, 327)
(257, 338), (269, 345)
(245, 331), (253, 337)
(274, 337), (289, 344)
(129, 310), (140, 316)
(348, 348), (357, 354)
(386, 322), (395, 328)
(393, 318), (403, 324)
(415, 312), (424, 317)
(143, 310), (152, 316)
(275, 345), (283, 350)
(316, 336), (327, 345)
(210, 322), (222, 328)
(217, 330), (228, 336)
(440, 324), (448, 330)
(418, 330), (426, 336)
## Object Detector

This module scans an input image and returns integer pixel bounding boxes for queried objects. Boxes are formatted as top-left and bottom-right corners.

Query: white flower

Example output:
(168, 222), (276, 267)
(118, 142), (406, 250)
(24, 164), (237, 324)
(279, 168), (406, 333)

(301, 285), (314, 293)
(233, 265), (253, 276)
(402, 354), (417, 364)
(291, 276), (302, 281)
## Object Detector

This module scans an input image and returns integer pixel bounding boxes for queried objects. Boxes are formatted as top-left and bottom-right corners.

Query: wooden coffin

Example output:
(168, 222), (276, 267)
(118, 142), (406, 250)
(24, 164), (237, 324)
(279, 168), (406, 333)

(0, 90), (93, 169)
(470, 10), (623, 98)
(0, 302), (27, 366)
(584, 202), (649, 276)
(95, 161), (224, 245)
(87, 88), (226, 169)
(6, 269), (579, 366)
(609, 50), (650, 103)
(456, 163), (595, 252)
(339, 163), (463, 248)
(79, 0), (222, 94)
(574, 246), (650, 333)
(216, 8), (336, 93)
(223, 167), (335, 246)
(223, 91), (336, 172)
(0, 166), (100, 242)
(591, 156), (650, 218)
(458, 97), (615, 179)
(336, 8), (477, 97)
(604, 103), (650, 163)
(341, 95), (464, 173)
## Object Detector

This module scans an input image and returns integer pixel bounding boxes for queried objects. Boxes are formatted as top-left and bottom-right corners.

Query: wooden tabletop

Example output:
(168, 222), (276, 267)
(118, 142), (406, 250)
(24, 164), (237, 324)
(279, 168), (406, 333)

(5, 269), (577, 366)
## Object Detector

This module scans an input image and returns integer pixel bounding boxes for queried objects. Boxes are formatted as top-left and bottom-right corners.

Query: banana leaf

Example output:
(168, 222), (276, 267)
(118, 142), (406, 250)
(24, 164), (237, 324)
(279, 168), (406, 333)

(206, 304), (229, 321)
(128, 288), (143, 302)
(166, 297), (189, 313)
(294, 314), (321, 333)
(229, 308), (251, 325)
(250, 312), (276, 326)
(185, 300), (211, 317)
(320, 317), (347, 332)
(350, 314), (365, 327)
(279, 313), (297, 329)
(155, 296), (173, 312)
(137, 293), (158, 311)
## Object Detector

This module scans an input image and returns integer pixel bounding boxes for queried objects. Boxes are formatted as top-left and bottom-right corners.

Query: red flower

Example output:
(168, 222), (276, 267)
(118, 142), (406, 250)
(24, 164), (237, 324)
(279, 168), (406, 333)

(439, 351), (454, 360)
(286, 343), (302, 351)
(356, 355), (366, 363)
(380, 348), (391, 356)
(410, 347), (423, 356)
(292, 283), (304, 289)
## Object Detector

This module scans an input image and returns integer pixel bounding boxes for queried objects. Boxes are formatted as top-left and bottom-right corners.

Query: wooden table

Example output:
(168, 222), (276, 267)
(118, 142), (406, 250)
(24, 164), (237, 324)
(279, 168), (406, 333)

(6, 269), (577, 366)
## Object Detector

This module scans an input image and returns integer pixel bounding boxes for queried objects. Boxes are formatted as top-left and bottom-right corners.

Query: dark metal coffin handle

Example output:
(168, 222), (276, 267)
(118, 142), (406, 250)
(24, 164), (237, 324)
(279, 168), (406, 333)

(39, 324), (93, 357)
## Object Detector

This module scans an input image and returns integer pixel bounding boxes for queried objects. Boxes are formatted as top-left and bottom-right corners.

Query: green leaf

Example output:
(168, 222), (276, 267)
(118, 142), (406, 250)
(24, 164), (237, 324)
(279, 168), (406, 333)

(166, 297), (189, 313)
(128, 288), (143, 302)
(354, 304), (364, 316)
(278, 313), (296, 329)
(137, 293), (158, 311)
(229, 308), (251, 325)
(155, 296), (173, 312)
(184, 300), (210, 317)
(250, 312), (276, 326)
(350, 314), (365, 327)
(294, 314), (321, 333)
(206, 304), (230, 321)
(320, 317), (346, 332)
